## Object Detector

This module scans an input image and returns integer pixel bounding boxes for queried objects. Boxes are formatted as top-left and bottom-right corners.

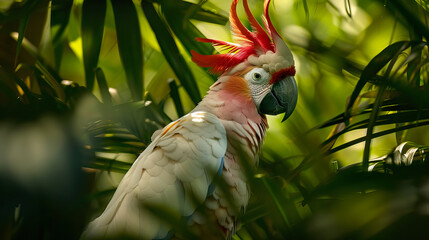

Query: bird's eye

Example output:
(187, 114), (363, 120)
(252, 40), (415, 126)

(253, 72), (262, 80)
(246, 68), (269, 83)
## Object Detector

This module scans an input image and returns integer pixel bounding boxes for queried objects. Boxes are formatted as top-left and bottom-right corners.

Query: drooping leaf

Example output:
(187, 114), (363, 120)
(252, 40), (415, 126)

(303, 0), (309, 21)
(0, 66), (34, 102)
(95, 67), (112, 105)
(319, 95), (429, 131)
(141, 1), (202, 105)
(0, 0), (43, 24)
(318, 99), (429, 154)
(329, 121), (429, 154)
(362, 44), (403, 170)
(161, 1), (217, 81)
(323, 108), (429, 144)
(85, 156), (132, 173)
(414, 0), (429, 12)
(385, 0), (429, 40)
(0, 68), (22, 104)
(192, 7), (229, 25)
(110, 99), (169, 144)
(362, 84), (386, 171)
(395, 31), (423, 143)
(50, 0), (73, 71)
(168, 78), (184, 117)
(346, 41), (411, 120)
(159, 0), (228, 25)
(81, 0), (106, 90)
(14, 14), (29, 67)
(10, 33), (66, 101)
(111, 0), (143, 101)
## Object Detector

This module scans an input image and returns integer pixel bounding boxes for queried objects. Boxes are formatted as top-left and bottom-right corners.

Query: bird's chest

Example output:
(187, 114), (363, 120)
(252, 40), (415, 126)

(201, 120), (266, 234)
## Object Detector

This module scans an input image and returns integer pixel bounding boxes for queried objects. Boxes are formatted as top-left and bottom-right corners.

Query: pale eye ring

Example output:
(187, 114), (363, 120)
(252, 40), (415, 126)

(245, 67), (269, 84)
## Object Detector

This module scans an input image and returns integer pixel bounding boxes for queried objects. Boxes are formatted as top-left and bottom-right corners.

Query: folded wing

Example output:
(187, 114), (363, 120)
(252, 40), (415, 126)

(82, 111), (227, 239)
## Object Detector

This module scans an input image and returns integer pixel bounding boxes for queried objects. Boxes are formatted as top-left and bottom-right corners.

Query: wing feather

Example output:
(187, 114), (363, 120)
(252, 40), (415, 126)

(82, 111), (227, 240)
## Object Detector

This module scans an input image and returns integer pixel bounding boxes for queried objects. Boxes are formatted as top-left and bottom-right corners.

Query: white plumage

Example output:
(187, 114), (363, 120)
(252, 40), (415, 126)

(82, 111), (227, 239)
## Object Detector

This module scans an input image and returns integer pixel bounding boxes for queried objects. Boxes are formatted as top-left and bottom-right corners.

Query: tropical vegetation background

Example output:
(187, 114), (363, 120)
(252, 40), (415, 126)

(1, 0), (429, 239)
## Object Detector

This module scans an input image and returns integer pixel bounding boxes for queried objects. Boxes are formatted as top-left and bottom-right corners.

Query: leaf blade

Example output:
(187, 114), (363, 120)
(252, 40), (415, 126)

(141, 1), (202, 105)
(50, 0), (73, 71)
(168, 78), (184, 117)
(345, 41), (411, 120)
(111, 0), (144, 101)
(95, 67), (112, 105)
(15, 14), (29, 67)
(81, 0), (107, 90)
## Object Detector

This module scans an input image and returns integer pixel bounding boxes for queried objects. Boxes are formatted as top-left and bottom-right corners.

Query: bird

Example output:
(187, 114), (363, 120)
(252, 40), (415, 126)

(82, 0), (297, 239)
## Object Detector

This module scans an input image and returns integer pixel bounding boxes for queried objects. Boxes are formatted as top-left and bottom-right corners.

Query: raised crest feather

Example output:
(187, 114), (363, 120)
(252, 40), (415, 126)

(191, 0), (282, 74)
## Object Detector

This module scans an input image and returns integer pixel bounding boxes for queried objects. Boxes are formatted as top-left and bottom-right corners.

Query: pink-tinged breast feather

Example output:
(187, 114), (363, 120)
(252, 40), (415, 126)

(216, 76), (263, 125)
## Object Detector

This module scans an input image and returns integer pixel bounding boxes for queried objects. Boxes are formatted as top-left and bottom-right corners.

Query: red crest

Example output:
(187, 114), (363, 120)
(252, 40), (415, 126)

(191, 0), (282, 74)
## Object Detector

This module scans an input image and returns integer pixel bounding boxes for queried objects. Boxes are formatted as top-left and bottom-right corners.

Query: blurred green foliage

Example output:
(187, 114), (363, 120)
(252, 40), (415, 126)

(1, 0), (429, 239)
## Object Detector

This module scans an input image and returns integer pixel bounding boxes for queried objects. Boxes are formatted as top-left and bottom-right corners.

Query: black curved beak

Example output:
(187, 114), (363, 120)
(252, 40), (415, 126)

(258, 76), (298, 122)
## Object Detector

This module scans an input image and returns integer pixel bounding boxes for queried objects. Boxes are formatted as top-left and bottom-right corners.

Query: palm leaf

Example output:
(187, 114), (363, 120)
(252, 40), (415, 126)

(81, 0), (106, 90)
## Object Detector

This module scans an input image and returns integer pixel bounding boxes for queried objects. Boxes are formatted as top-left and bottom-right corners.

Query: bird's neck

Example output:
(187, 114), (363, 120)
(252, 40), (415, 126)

(195, 74), (266, 123)
(193, 74), (268, 159)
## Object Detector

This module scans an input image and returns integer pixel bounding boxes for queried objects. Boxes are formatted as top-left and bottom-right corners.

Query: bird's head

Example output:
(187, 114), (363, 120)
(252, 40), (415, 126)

(192, 0), (297, 122)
